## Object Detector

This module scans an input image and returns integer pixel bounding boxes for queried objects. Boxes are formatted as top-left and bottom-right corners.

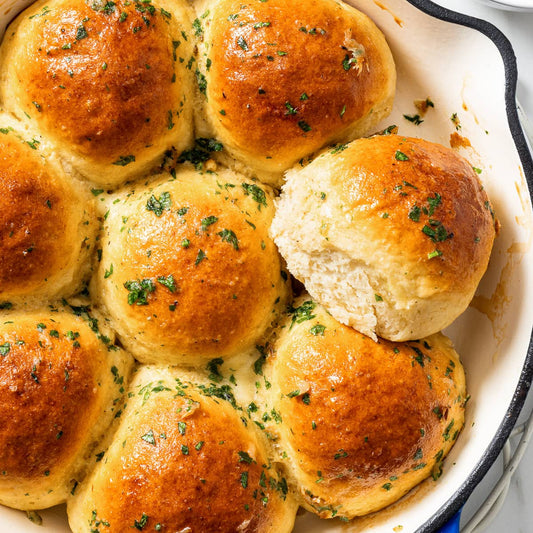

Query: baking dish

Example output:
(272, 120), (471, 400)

(0, 0), (531, 531)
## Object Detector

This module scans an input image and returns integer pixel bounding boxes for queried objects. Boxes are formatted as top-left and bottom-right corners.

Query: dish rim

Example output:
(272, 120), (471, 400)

(400, 1), (533, 531)
(0, 0), (531, 531)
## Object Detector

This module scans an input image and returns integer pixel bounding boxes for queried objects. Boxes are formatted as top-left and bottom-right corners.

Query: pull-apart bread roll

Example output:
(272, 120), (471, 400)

(0, 308), (133, 510)
(271, 134), (496, 341)
(0, 123), (97, 304)
(0, 0), (195, 187)
(266, 298), (467, 519)
(194, 0), (396, 185)
(96, 167), (290, 365)
(68, 366), (298, 533)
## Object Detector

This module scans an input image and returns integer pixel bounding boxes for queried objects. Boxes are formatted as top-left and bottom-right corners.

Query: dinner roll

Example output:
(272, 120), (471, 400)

(271, 134), (496, 341)
(266, 297), (467, 519)
(0, 122), (97, 305)
(68, 366), (298, 533)
(0, 0), (195, 187)
(0, 307), (133, 510)
(96, 166), (290, 364)
(194, 0), (395, 185)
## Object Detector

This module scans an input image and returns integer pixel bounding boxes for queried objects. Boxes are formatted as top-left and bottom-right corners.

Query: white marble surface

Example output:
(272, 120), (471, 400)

(432, 2), (533, 531)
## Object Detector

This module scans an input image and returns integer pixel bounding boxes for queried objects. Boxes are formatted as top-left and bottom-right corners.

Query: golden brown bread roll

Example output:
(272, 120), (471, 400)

(0, 0), (195, 187)
(271, 134), (496, 341)
(0, 121), (97, 304)
(96, 166), (290, 365)
(67, 365), (298, 533)
(0, 307), (133, 510)
(194, 0), (396, 185)
(265, 297), (467, 519)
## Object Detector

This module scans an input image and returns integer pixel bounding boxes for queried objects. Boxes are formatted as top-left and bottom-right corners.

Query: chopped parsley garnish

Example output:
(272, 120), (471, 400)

(451, 113), (461, 130)
(403, 113), (424, 125)
(192, 18), (202, 37)
(422, 223), (451, 242)
(201, 215), (218, 230)
(253, 345), (267, 375)
(253, 21), (271, 29)
(178, 138), (223, 169)
(195, 69), (207, 95)
(428, 249), (443, 260)
(146, 191), (171, 216)
(240, 471), (249, 488)
(206, 357), (224, 382)
(134, 512), (149, 530)
(237, 36), (249, 51)
(298, 120), (311, 132)
(310, 324), (326, 336)
(195, 249), (207, 265)
(408, 205), (421, 222)
(156, 274), (176, 293)
(217, 229), (239, 250)
(288, 300), (316, 328)
(427, 193), (442, 215)
(285, 101), (297, 115)
(395, 150), (409, 161)
(104, 264), (114, 278)
(334, 449), (348, 460)
(0, 342), (11, 356)
(124, 279), (156, 305)
(75, 25), (89, 41)
(141, 429), (156, 445)
(241, 183), (267, 210)
(113, 154), (135, 166)
(238, 451), (254, 464)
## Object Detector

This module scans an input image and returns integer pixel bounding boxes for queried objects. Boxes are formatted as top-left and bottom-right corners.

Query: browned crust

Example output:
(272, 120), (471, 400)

(5, 0), (187, 164)
(203, 0), (395, 169)
(332, 134), (496, 293)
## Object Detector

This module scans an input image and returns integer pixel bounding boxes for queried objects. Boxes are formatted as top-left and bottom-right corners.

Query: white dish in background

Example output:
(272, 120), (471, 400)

(474, 0), (533, 12)
(0, 0), (532, 532)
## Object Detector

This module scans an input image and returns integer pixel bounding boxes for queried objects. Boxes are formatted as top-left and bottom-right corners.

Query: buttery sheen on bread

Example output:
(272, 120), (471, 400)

(0, 308), (133, 510)
(0, 0), (195, 187)
(0, 0), (491, 527)
(67, 366), (298, 533)
(271, 134), (496, 341)
(265, 297), (467, 519)
(96, 166), (290, 365)
(194, 0), (396, 184)
(0, 122), (97, 304)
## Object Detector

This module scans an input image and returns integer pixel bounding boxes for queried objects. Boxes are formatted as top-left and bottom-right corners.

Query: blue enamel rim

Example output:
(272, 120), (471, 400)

(402, 2), (533, 532)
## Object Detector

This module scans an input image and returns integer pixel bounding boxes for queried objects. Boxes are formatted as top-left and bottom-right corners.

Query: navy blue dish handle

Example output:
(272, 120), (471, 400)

(436, 510), (461, 533)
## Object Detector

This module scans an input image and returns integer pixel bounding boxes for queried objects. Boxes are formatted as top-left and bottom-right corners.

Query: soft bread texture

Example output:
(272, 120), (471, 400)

(0, 307), (133, 510)
(0, 121), (98, 304)
(96, 166), (290, 365)
(265, 297), (467, 519)
(0, 0), (195, 187)
(67, 365), (298, 533)
(194, 0), (396, 185)
(271, 134), (496, 341)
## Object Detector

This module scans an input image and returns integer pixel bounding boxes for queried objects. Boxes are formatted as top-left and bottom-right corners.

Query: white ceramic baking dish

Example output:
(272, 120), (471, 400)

(0, 0), (532, 532)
